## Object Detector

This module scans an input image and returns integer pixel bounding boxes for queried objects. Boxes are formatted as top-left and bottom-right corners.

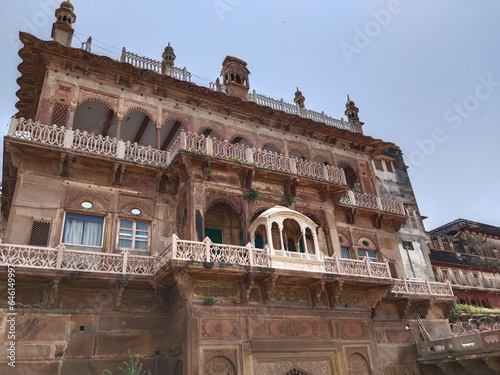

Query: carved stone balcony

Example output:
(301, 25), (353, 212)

(0, 236), (452, 299)
(8, 118), (347, 187)
(416, 329), (500, 368)
(339, 190), (405, 215)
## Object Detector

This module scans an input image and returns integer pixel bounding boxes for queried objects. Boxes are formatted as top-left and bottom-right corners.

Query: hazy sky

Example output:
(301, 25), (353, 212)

(1, 0), (499, 230)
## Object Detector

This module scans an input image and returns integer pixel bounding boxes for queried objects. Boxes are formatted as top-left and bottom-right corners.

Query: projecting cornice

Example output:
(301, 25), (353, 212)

(15, 32), (394, 153)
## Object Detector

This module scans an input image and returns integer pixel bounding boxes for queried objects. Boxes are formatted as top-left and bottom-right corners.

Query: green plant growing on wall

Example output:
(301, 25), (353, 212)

(206, 169), (213, 180)
(204, 298), (216, 305)
(286, 194), (295, 205)
(242, 189), (259, 201)
(450, 303), (500, 320)
(99, 350), (151, 375)
(232, 157), (243, 165)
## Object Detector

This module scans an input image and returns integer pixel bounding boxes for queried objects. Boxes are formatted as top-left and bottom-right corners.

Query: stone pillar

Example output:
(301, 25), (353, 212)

(266, 220), (273, 251)
(279, 222), (285, 251)
(301, 227), (309, 254)
(115, 114), (123, 140)
(155, 127), (161, 149)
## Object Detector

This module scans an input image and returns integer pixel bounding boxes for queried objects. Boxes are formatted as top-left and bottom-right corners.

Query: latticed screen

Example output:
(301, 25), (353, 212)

(28, 221), (51, 246)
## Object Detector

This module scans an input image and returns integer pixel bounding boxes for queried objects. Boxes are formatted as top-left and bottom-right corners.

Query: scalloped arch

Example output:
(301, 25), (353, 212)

(77, 97), (116, 112)
(67, 194), (106, 212)
(123, 106), (158, 126)
(312, 152), (333, 165)
(195, 126), (222, 140)
(261, 141), (283, 154)
(205, 193), (241, 215)
(162, 115), (193, 132)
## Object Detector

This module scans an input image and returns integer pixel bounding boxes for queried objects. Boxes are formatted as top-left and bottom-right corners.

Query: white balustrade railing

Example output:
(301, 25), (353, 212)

(212, 139), (248, 162)
(124, 142), (171, 167)
(253, 148), (293, 173)
(390, 278), (453, 296)
(247, 90), (356, 132)
(296, 158), (325, 180)
(120, 48), (162, 73)
(186, 132), (208, 154)
(8, 118), (65, 146)
(0, 243), (154, 275)
(339, 190), (405, 215)
(73, 130), (118, 157)
(120, 48), (191, 82)
(324, 255), (391, 278)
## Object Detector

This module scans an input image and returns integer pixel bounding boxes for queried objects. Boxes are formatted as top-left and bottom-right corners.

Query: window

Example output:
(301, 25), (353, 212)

(385, 160), (393, 173)
(63, 213), (104, 247)
(29, 220), (51, 246)
(373, 159), (383, 171)
(358, 249), (377, 262)
(341, 246), (351, 259)
(117, 219), (150, 251)
(402, 241), (414, 250)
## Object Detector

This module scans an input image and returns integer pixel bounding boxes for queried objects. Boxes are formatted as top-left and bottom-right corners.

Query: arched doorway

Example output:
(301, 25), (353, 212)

(204, 201), (242, 246)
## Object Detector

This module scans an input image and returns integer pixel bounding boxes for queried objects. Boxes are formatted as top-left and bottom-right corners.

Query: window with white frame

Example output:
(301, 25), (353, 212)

(63, 213), (104, 247)
(117, 219), (150, 251)
(357, 239), (378, 262)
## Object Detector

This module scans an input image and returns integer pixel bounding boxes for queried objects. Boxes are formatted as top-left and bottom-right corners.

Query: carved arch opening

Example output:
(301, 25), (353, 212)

(74, 100), (117, 137)
(338, 162), (361, 192)
(205, 355), (235, 375)
(205, 200), (242, 246)
(348, 352), (371, 375)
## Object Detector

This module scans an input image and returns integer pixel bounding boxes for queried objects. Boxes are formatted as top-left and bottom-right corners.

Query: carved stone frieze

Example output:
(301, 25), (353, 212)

(193, 284), (238, 299)
(250, 318), (330, 339)
(270, 287), (309, 304)
(341, 321), (366, 339)
(364, 286), (391, 316)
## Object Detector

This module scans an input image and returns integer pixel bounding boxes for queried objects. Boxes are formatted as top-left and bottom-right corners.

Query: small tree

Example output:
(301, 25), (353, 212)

(100, 350), (151, 375)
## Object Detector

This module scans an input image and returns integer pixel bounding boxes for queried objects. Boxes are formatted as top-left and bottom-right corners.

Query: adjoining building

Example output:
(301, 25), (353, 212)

(1, 2), (498, 374)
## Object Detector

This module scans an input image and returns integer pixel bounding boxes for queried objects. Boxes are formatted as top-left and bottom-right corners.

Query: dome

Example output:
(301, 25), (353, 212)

(59, 1), (74, 11)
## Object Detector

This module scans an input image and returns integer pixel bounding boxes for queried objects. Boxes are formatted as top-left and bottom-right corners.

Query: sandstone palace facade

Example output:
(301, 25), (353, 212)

(1, 2), (499, 374)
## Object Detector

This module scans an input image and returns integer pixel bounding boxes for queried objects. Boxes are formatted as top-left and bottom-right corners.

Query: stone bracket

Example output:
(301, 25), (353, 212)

(346, 208), (356, 224)
(309, 279), (325, 307)
(240, 272), (256, 304)
(413, 299), (432, 319)
(111, 163), (126, 185)
(151, 281), (166, 310)
(239, 168), (254, 190)
(261, 275), (278, 304)
(48, 277), (61, 308)
(326, 280), (344, 307)
(172, 266), (191, 301)
(396, 298), (412, 319)
(365, 285), (391, 317)
(114, 279), (128, 311)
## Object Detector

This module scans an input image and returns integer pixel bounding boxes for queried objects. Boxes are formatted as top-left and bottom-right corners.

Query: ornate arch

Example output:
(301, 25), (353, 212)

(65, 188), (110, 211)
(205, 193), (242, 216)
(335, 156), (359, 173)
(286, 369), (308, 375)
(287, 142), (310, 159)
(162, 111), (193, 132)
(196, 126), (222, 140)
(260, 141), (284, 154)
(205, 355), (235, 375)
(351, 231), (379, 249)
(311, 152), (333, 165)
(296, 208), (326, 229)
(250, 203), (275, 223)
(226, 133), (255, 147)
(77, 96), (117, 112)
(174, 360), (183, 375)
(348, 352), (371, 375)
(123, 105), (158, 126)
(337, 227), (353, 245)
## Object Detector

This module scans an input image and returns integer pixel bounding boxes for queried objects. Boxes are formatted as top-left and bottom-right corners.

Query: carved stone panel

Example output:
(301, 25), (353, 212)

(250, 318), (330, 339)
(269, 286), (310, 305)
(193, 282), (239, 302)
(339, 321), (367, 339)
(201, 318), (238, 338)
